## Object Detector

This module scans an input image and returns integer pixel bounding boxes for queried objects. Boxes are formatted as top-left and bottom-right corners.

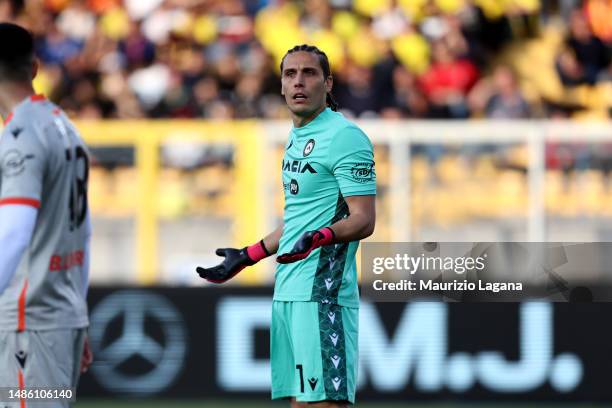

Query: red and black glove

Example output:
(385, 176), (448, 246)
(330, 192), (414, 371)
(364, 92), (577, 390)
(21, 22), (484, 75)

(276, 227), (335, 264)
(196, 240), (269, 283)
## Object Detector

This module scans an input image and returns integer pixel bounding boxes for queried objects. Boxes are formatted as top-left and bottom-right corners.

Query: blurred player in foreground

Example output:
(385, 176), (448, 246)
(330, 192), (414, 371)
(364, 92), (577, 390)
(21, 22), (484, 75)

(0, 23), (92, 407)
(197, 44), (376, 407)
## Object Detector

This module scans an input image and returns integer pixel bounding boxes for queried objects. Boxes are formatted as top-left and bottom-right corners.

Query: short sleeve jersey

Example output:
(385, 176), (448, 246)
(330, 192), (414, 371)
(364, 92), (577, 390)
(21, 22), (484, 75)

(0, 95), (90, 331)
(274, 108), (376, 308)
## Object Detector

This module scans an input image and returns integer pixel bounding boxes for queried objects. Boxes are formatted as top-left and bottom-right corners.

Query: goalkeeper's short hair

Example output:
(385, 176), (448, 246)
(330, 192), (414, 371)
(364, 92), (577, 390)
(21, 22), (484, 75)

(0, 22), (34, 83)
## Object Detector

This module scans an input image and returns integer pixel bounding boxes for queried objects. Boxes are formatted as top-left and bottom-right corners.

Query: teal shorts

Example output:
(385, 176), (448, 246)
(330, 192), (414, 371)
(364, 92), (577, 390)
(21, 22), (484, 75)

(270, 301), (358, 404)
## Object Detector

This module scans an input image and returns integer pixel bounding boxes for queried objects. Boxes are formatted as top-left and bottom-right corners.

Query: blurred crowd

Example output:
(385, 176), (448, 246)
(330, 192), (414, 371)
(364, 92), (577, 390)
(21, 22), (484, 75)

(1, 0), (610, 120)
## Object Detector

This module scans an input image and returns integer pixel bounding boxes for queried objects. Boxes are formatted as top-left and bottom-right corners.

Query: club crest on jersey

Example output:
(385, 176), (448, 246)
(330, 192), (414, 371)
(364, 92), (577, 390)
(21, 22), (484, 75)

(303, 139), (315, 157)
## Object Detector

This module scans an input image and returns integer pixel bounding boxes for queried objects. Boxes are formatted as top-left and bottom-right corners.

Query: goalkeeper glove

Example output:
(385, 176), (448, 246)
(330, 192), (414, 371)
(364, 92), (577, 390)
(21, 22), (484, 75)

(276, 227), (335, 264)
(196, 240), (269, 283)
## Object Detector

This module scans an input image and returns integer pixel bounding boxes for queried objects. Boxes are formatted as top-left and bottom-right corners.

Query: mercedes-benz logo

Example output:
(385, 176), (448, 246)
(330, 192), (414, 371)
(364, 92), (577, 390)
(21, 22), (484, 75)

(89, 290), (187, 395)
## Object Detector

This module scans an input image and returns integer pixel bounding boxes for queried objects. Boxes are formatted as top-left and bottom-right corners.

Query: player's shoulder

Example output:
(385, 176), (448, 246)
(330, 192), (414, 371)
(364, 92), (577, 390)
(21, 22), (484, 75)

(327, 111), (372, 148)
(6, 96), (58, 134)
(1, 97), (65, 154)
(1, 111), (39, 150)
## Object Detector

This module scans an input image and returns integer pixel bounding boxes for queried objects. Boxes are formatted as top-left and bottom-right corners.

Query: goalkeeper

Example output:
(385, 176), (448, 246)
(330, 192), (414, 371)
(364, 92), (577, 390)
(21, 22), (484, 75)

(197, 44), (376, 408)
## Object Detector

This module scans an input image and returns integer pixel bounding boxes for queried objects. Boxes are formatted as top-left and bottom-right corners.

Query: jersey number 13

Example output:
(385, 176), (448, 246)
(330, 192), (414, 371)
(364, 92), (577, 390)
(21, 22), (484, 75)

(67, 146), (89, 231)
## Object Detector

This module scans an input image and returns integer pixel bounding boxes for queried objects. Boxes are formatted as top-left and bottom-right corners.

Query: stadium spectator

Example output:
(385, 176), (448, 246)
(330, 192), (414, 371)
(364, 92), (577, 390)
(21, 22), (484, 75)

(335, 61), (379, 118)
(37, 24), (83, 65)
(419, 40), (479, 118)
(469, 65), (532, 119)
(390, 65), (430, 118)
(562, 9), (610, 85)
(120, 21), (156, 69)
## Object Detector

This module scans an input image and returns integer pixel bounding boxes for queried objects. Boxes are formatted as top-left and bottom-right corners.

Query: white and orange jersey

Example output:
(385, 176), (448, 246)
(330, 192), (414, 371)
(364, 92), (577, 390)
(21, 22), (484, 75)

(0, 95), (89, 331)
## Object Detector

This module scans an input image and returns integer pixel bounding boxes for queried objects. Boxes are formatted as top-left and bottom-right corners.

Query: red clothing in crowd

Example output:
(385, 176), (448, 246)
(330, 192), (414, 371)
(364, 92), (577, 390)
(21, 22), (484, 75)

(419, 59), (479, 99)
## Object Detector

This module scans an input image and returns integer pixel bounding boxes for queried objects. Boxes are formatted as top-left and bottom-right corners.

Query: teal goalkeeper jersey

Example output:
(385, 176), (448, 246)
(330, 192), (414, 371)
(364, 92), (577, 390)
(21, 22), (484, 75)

(274, 108), (376, 308)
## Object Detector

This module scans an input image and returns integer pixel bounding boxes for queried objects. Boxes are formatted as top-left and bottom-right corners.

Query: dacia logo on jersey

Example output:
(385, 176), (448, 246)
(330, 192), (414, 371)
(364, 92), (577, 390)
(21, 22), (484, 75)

(1, 149), (35, 177)
(282, 160), (317, 174)
(303, 139), (315, 156)
(350, 162), (374, 183)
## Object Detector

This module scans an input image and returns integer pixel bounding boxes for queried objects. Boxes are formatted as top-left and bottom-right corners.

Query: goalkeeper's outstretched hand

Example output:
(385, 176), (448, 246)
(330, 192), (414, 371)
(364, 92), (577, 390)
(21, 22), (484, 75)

(277, 227), (335, 264)
(196, 240), (270, 283)
(196, 247), (255, 283)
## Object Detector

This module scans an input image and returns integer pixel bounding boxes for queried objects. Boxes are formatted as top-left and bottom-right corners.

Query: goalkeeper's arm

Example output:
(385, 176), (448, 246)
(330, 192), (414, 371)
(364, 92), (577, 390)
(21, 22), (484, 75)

(196, 224), (283, 283)
(277, 195), (375, 264)
(324, 195), (376, 242)
(261, 224), (283, 255)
